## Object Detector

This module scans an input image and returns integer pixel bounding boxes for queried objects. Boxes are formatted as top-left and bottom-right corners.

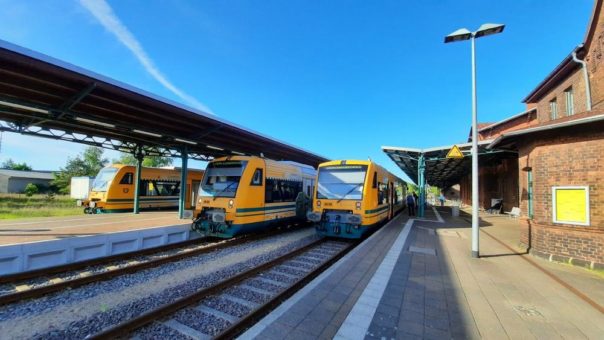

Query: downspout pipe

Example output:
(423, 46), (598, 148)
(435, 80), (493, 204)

(572, 45), (592, 111)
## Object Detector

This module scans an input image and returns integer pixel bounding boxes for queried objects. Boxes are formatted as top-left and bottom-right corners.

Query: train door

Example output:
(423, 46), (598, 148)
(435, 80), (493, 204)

(191, 180), (201, 209)
(389, 182), (394, 219)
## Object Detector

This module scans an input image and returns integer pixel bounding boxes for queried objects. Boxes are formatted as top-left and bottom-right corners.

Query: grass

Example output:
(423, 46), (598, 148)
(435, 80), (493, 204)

(0, 194), (82, 219)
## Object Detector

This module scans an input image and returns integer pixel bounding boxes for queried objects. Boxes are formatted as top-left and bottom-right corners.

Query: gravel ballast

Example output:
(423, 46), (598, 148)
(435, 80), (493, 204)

(0, 228), (317, 339)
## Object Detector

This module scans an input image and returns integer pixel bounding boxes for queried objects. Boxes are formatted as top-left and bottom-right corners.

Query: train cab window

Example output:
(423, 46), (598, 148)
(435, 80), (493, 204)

(250, 169), (263, 186)
(120, 172), (133, 185)
(372, 172), (377, 188)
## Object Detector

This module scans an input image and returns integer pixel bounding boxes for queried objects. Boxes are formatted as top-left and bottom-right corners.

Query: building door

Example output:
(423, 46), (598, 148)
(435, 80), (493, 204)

(527, 171), (533, 219)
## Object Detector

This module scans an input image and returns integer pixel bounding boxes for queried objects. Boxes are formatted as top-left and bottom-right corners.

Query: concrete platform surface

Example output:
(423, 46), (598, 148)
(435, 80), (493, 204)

(241, 207), (604, 340)
(0, 211), (186, 245)
(0, 212), (192, 275)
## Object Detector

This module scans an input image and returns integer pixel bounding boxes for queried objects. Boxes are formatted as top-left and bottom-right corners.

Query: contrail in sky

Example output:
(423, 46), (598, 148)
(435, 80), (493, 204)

(79, 0), (213, 114)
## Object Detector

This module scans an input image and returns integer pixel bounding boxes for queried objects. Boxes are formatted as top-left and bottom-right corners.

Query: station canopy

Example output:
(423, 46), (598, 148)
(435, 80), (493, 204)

(382, 141), (517, 189)
(0, 40), (328, 167)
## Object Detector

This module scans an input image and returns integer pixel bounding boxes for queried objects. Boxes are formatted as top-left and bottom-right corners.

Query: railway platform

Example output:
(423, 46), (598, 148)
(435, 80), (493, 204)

(241, 207), (604, 339)
(0, 212), (194, 275)
(0, 211), (187, 245)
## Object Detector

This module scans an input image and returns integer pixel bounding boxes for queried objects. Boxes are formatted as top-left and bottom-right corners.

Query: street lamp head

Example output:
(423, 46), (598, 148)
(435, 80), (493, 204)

(444, 28), (472, 43)
(475, 23), (505, 38)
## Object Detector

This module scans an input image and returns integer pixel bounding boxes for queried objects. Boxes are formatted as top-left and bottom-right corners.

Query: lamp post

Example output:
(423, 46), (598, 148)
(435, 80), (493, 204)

(445, 23), (504, 258)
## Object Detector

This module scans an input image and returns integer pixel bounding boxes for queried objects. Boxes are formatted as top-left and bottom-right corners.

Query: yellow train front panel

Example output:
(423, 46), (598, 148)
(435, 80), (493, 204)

(191, 156), (316, 238)
(307, 160), (406, 239)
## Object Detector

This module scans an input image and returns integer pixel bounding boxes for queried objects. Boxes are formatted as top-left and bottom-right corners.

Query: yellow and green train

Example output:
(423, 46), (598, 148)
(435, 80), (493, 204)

(307, 160), (406, 239)
(191, 156), (316, 238)
(78, 164), (204, 213)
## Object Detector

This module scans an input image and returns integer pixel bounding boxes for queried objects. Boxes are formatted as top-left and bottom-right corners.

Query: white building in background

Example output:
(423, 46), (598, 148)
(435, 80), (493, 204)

(0, 169), (55, 193)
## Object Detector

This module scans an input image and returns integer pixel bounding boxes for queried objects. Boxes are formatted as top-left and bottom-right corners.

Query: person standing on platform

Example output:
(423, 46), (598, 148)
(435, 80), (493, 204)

(439, 192), (446, 207)
(413, 192), (419, 209)
(406, 192), (416, 216)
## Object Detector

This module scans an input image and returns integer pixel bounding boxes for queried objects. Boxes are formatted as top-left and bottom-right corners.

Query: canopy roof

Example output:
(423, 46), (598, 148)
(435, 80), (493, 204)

(382, 141), (517, 188)
(0, 39), (328, 167)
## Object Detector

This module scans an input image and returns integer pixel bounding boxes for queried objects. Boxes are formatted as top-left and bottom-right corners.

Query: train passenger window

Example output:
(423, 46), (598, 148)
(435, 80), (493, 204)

(378, 182), (387, 205)
(120, 172), (133, 185)
(251, 169), (263, 186)
(372, 172), (377, 188)
(265, 179), (274, 203)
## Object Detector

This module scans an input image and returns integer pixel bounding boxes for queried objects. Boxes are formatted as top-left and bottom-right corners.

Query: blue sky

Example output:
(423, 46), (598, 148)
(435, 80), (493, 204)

(0, 0), (594, 180)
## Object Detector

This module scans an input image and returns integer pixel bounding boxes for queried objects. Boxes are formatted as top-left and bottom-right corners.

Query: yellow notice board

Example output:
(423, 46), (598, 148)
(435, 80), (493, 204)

(552, 186), (590, 225)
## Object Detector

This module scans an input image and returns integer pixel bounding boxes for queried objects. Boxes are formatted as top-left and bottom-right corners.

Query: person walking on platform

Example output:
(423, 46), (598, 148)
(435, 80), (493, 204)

(439, 192), (446, 207)
(413, 192), (419, 209)
(406, 192), (416, 216)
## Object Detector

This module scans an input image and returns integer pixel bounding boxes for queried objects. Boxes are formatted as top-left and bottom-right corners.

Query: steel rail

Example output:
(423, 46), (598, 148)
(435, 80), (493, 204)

(0, 232), (273, 305)
(88, 238), (352, 339)
(216, 240), (356, 339)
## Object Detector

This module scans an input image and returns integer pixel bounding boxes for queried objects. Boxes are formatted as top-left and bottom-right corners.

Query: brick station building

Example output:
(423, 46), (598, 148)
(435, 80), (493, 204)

(460, 0), (604, 269)
(384, 1), (604, 268)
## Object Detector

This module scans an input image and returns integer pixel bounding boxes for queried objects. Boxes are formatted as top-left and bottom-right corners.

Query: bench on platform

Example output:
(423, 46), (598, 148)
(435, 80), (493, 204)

(504, 207), (521, 219)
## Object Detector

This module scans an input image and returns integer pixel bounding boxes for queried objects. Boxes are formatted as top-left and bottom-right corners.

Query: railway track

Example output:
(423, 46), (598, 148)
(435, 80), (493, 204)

(86, 238), (355, 339)
(0, 225), (307, 305)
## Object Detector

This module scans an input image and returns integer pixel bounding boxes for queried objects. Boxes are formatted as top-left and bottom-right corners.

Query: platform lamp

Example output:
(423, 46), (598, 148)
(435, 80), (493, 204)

(444, 23), (505, 258)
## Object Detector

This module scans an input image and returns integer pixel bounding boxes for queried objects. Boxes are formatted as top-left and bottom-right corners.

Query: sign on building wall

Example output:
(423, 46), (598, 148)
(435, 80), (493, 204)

(552, 186), (590, 226)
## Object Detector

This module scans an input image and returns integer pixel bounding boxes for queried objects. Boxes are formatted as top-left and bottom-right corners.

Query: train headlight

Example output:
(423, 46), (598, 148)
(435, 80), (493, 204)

(228, 199), (234, 208)
(355, 201), (361, 210)
(317, 200), (321, 207)
(89, 201), (96, 208)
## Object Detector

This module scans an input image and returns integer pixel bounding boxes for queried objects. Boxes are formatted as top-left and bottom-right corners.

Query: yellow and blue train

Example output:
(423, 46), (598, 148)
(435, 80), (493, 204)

(307, 160), (406, 239)
(191, 156), (316, 238)
(78, 164), (204, 213)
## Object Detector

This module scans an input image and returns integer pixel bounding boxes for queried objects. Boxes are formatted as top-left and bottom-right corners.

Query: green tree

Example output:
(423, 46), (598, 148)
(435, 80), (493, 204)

(24, 183), (38, 196)
(113, 153), (173, 168)
(1, 159), (33, 171)
(52, 146), (108, 194)
(407, 183), (418, 194)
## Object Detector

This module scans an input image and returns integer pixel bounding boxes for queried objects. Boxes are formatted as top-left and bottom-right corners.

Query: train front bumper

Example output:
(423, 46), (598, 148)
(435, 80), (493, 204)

(191, 210), (232, 236)
(309, 211), (363, 237)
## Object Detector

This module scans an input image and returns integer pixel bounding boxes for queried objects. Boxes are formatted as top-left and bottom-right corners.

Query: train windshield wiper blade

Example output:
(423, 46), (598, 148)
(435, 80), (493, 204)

(212, 181), (238, 201)
(337, 183), (362, 203)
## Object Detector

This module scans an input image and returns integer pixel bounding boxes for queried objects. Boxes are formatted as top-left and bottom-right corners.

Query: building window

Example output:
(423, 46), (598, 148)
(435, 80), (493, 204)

(549, 98), (558, 120)
(565, 87), (574, 115)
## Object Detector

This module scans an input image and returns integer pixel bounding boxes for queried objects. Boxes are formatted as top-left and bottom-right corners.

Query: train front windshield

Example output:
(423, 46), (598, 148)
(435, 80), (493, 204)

(91, 167), (118, 192)
(317, 165), (368, 200)
(199, 161), (248, 198)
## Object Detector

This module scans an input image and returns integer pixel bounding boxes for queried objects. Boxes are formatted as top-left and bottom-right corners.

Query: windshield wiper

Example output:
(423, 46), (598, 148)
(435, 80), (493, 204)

(337, 183), (363, 203)
(212, 181), (238, 201)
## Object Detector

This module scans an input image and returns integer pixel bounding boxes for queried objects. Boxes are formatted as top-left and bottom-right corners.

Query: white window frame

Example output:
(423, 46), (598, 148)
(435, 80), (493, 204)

(549, 99), (557, 120)
(565, 87), (574, 116)
(551, 186), (589, 226)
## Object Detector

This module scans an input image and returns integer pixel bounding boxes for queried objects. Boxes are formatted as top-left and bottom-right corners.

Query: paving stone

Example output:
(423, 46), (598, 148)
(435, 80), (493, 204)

(375, 302), (400, 317)
(424, 315), (450, 331)
(284, 328), (316, 340)
(424, 325), (451, 340)
(398, 320), (424, 336)
(396, 330), (423, 339)
(296, 317), (326, 336)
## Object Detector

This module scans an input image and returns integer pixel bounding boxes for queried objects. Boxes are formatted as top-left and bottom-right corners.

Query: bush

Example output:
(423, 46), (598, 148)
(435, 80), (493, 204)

(24, 183), (39, 197)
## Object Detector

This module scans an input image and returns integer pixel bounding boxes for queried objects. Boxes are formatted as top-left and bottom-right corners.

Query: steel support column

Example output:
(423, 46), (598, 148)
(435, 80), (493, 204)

(179, 148), (188, 219)
(418, 153), (426, 217)
(133, 148), (144, 214)
(470, 35), (480, 258)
